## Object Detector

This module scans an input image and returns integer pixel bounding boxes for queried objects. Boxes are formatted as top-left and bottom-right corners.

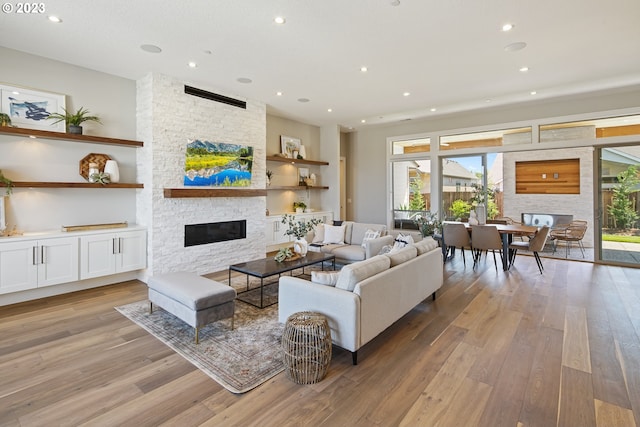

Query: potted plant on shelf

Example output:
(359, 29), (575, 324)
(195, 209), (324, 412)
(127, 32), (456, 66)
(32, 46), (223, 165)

(0, 113), (12, 127)
(47, 106), (102, 134)
(0, 169), (14, 195)
(281, 213), (321, 257)
(293, 201), (306, 213)
(266, 170), (273, 186)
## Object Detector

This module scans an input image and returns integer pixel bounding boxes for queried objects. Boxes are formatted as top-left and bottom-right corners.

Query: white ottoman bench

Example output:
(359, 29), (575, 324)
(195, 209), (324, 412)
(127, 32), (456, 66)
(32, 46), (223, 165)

(148, 272), (236, 344)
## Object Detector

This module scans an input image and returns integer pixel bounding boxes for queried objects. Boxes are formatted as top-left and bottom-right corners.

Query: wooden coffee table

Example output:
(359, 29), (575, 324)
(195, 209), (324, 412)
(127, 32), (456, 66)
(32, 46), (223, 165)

(229, 251), (335, 308)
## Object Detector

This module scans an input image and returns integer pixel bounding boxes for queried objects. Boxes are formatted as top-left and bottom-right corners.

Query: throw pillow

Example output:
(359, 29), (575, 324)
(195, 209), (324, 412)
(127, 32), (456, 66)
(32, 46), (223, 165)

(323, 224), (346, 244)
(311, 271), (339, 286)
(312, 223), (325, 243)
(361, 228), (381, 248)
(390, 233), (414, 253)
(378, 244), (393, 255)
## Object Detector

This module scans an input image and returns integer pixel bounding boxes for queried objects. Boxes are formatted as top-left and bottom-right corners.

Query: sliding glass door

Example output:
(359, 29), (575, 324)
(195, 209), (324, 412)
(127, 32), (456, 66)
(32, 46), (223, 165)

(598, 145), (640, 266)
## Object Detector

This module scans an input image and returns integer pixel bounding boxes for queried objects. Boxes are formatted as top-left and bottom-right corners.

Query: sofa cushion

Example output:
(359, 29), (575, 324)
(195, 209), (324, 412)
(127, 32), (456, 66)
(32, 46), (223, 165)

(361, 229), (381, 248)
(351, 223), (387, 246)
(330, 245), (366, 262)
(311, 271), (340, 286)
(336, 255), (390, 292)
(323, 224), (346, 244)
(312, 223), (325, 243)
(412, 236), (438, 255)
(384, 245), (417, 267)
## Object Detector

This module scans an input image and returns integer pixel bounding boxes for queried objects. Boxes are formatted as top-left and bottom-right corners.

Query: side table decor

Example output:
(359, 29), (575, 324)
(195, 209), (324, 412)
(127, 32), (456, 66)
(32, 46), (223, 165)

(282, 311), (332, 384)
(281, 213), (321, 257)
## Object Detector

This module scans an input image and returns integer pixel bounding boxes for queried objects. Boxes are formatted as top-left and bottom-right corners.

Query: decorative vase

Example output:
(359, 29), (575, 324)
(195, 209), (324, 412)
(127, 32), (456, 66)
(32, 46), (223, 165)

(103, 160), (120, 183)
(299, 145), (306, 159)
(468, 210), (479, 225)
(293, 238), (308, 257)
(476, 203), (487, 225)
(68, 125), (83, 134)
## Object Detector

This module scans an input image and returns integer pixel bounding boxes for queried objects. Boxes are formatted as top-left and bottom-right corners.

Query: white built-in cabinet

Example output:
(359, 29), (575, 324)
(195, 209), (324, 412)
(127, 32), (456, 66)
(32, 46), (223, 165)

(0, 236), (79, 294)
(0, 227), (146, 296)
(80, 229), (147, 280)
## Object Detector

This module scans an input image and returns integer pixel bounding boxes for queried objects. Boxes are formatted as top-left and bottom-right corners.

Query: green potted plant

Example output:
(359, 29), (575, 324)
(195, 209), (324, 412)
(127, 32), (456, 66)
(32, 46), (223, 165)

(293, 201), (307, 213)
(47, 106), (102, 134)
(0, 113), (11, 127)
(0, 169), (13, 195)
(280, 214), (322, 257)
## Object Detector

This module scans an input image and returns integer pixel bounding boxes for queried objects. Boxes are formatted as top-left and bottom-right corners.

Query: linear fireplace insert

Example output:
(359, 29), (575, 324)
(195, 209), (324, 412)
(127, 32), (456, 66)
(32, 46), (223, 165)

(184, 220), (246, 247)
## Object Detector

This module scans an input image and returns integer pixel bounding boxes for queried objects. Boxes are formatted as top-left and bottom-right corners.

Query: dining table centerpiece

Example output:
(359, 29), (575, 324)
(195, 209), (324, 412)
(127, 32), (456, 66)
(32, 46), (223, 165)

(281, 213), (322, 257)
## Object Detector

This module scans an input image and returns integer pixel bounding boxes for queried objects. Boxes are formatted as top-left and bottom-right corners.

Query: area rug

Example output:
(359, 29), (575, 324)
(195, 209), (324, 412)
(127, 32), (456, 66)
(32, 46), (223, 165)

(115, 299), (284, 394)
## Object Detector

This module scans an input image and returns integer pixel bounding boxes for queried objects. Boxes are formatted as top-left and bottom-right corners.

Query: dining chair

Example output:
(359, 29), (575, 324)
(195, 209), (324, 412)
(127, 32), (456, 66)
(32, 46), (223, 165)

(470, 225), (503, 271)
(508, 225), (550, 274)
(442, 222), (472, 266)
(550, 220), (587, 258)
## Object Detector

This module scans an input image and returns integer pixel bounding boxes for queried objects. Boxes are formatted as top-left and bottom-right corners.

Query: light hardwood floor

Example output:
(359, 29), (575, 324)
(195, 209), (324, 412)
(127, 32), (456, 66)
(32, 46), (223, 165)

(1, 253), (639, 426)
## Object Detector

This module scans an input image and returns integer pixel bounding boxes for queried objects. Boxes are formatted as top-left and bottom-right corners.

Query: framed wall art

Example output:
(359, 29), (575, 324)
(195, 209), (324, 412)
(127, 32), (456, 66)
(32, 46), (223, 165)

(183, 139), (254, 187)
(0, 84), (66, 132)
(280, 135), (301, 158)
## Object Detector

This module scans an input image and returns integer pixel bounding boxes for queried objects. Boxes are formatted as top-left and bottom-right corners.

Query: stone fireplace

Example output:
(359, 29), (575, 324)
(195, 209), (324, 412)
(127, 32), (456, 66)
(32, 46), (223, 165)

(184, 220), (247, 247)
(136, 73), (267, 278)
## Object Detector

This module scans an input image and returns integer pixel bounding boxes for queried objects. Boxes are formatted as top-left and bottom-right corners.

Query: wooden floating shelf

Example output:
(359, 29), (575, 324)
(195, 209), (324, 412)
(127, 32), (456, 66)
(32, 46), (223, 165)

(163, 188), (267, 198)
(266, 155), (329, 166)
(267, 186), (329, 190)
(1, 182), (143, 189)
(0, 126), (143, 147)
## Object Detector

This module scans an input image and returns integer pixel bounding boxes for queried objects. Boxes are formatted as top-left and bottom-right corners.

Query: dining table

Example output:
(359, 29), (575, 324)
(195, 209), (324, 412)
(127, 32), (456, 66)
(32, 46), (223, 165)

(442, 221), (540, 270)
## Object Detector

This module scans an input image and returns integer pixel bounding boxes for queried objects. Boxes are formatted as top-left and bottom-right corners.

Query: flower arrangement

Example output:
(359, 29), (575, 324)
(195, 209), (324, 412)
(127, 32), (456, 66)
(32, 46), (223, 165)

(281, 213), (321, 240)
(414, 211), (442, 237)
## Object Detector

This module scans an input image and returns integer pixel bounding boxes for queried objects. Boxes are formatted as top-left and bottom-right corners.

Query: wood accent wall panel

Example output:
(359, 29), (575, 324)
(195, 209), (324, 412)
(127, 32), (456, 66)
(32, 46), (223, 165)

(515, 159), (580, 194)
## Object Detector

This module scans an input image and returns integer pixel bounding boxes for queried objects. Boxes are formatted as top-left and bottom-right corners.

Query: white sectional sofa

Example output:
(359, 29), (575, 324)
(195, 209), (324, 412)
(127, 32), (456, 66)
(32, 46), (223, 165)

(310, 221), (393, 264)
(279, 236), (443, 364)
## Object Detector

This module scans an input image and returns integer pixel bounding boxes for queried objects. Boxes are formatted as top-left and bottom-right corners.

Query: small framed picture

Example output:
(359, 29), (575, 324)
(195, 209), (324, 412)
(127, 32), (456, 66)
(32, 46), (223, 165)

(0, 84), (66, 132)
(298, 167), (310, 185)
(281, 135), (301, 158)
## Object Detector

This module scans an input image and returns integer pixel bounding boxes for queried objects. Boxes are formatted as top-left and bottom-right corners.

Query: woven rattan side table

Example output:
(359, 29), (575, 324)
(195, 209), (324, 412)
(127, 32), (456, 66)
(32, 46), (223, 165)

(282, 311), (332, 384)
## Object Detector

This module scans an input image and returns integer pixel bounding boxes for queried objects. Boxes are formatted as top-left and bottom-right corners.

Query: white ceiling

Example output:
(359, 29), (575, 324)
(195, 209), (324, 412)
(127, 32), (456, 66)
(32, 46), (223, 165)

(1, 0), (639, 130)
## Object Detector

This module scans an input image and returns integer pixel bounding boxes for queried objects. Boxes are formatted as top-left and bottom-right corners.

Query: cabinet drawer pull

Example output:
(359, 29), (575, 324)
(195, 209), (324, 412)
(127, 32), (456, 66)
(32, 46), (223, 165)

(32, 246), (38, 265)
(41, 246), (46, 264)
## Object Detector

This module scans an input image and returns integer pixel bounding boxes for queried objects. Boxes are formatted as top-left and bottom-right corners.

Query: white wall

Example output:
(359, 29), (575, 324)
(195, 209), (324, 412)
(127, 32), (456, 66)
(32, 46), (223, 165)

(0, 47), (137, 232)
(136, 74), (267, 277)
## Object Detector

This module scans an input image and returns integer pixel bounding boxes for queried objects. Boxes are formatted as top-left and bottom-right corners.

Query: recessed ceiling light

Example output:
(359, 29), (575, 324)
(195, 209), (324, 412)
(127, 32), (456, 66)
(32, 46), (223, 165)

(502, 23), (514, 32)
(237, 77), (252, 84)
(276, 91), (283, 96)
(188, 61), (197, 68)
(403, 92), (410, 97)
(519, 66), (529, 72)
(485, 99), (492, 103)
(530, 91), (537, 95)
(360, 66), (368, 72)
(48, 15), (62, 23)
(327, 108), (333, 112)
(297, 98), (310, 103)
(361, 119), (366, 123)
(203, 50), (212, 55)
(140, 44), (162, 53)
(274, 16), (286, 24)
(430, 108), (437, 112)
(504, 42), (527, 52)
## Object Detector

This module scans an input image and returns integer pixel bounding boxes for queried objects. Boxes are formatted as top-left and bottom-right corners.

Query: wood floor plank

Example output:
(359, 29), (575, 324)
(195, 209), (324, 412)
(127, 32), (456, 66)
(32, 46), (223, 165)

(399, 341), (481, 426)
(595, 399), (637, 427)
(558, 366), (596, 427)
(517, 326), (563, 427)
(562, 305), (592, 373)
